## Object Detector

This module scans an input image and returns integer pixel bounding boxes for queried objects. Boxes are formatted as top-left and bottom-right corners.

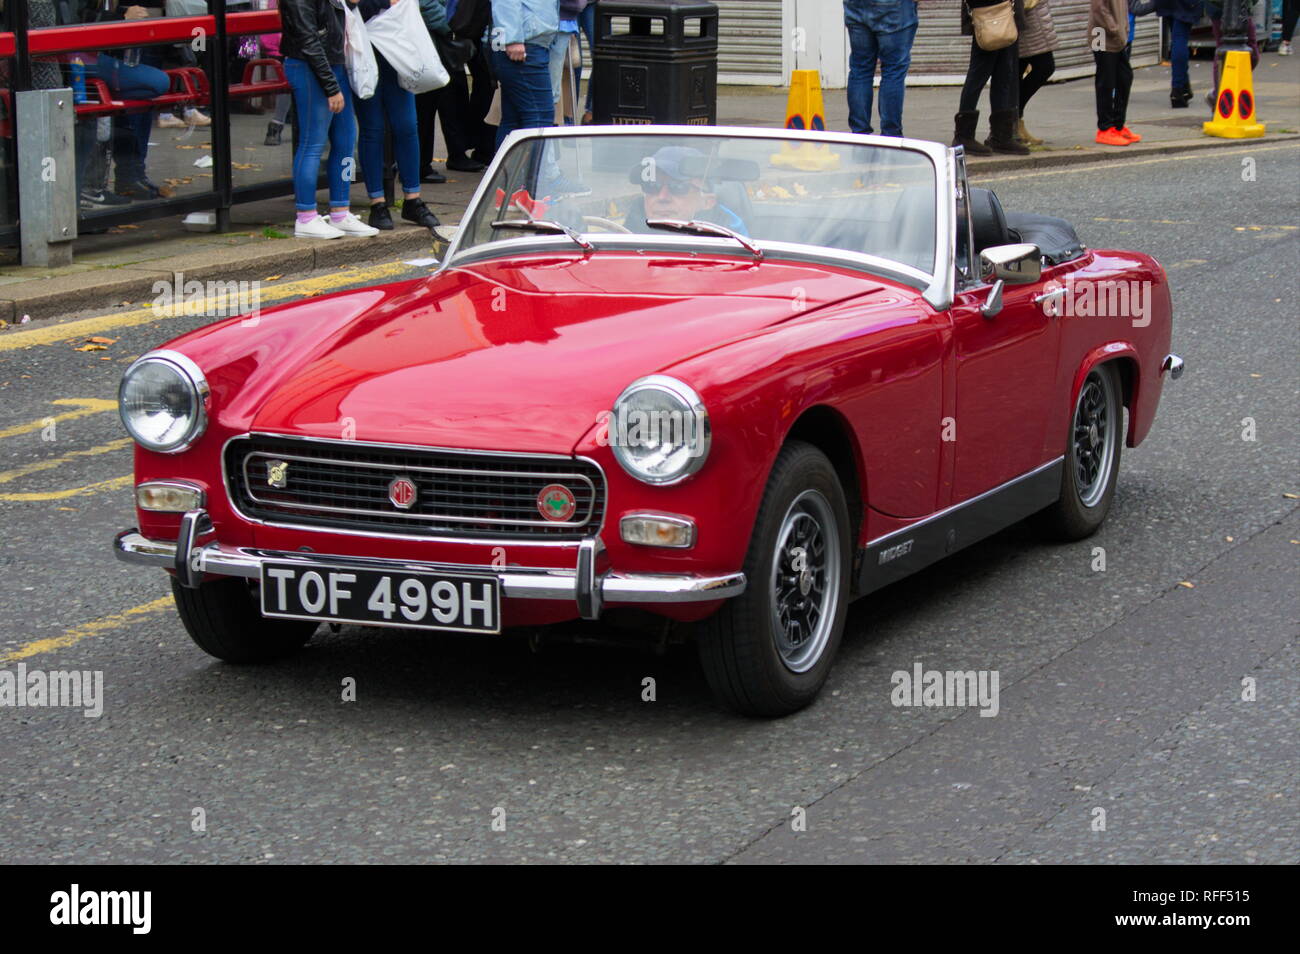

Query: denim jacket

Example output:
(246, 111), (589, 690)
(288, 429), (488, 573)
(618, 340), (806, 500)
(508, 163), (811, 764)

(843, 0), (918, 33)
(490, 0), (559, 45)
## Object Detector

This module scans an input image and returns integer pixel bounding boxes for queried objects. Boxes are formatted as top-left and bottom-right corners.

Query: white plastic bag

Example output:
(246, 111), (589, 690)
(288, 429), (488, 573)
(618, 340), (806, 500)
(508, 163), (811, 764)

(335, 0), (378, 99)
(365, 0), (449, 94)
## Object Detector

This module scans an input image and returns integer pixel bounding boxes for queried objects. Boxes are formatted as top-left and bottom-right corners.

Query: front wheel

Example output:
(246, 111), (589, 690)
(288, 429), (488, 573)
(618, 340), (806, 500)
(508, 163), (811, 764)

(171, 576), (316, 663)
(697, 441), (851, 717)
(1039, 362), (1123, 540)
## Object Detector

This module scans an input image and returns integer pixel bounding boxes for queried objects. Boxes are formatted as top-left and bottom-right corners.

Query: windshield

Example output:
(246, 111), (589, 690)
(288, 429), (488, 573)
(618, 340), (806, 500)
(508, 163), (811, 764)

(457, 132), (938, 276)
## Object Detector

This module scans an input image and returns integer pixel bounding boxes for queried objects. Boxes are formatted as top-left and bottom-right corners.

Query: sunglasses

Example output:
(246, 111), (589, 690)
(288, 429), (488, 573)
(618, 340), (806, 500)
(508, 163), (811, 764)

(641, 179), (701, 197)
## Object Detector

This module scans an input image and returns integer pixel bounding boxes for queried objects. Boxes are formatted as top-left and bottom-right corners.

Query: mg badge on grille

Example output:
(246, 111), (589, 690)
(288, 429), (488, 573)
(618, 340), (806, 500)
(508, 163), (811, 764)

(388, 476), (418, 510)
(537, 483), (576, 522)
(266, 460), (289, 489)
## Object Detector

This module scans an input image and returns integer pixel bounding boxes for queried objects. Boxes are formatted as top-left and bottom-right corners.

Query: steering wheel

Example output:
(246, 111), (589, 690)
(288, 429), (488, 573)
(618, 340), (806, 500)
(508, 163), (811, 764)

(581, 215), (632, 234)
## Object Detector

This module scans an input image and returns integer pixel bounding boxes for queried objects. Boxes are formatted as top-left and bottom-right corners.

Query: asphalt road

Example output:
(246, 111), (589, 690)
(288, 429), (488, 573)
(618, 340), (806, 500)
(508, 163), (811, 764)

(0, 143), (1296, 864)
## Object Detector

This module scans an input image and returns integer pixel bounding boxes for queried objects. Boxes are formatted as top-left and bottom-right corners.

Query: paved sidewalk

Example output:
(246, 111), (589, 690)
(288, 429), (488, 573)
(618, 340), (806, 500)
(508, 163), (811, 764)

(1, 52), (1295, 323)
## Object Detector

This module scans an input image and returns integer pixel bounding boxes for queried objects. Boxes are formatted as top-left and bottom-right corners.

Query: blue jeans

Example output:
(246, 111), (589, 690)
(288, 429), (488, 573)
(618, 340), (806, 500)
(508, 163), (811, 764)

(492, 42), (554, 148)
(286, 58), (356, 211)
(353, 56), (421, 198)
(1169, 17), (1191, 90)
(846, 23), (917, 137)
(92, 52), (169, 183)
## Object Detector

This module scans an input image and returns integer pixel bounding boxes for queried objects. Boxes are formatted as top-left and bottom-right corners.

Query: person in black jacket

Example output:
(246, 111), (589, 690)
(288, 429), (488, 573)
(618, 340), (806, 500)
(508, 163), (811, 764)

(280, 0), (377, 238)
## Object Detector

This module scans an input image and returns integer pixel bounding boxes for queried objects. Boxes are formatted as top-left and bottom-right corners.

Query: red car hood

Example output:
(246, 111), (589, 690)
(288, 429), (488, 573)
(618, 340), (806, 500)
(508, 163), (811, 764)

(247, 253), (880, 452)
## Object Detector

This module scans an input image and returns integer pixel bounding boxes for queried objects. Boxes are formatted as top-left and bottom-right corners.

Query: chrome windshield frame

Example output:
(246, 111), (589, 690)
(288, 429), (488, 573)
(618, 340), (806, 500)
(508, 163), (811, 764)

(441, 125), (957, 311)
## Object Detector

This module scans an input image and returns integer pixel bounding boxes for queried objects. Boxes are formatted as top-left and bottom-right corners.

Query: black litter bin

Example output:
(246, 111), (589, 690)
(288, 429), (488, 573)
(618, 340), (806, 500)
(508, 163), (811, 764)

(591, 0), (718, 126)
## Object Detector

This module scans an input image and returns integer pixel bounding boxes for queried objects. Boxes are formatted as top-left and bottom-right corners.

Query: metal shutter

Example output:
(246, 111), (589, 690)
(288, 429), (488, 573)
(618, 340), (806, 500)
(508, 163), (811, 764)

(716, 0), (785, 83)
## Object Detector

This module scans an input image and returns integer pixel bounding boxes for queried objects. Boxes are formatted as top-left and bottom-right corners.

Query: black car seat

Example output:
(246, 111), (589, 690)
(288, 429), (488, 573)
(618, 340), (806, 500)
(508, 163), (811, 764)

(968, 187), (1011, 254)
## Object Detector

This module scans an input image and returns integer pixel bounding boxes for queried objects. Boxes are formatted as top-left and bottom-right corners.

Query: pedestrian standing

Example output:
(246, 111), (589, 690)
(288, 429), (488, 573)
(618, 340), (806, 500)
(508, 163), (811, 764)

(280, 0), (378, 237)
(489, 0), (559, 148)
(1153, 0), (1200, 107)
(1091, 0), (1137, 145)
(1282, 0), (1297, 54)
(952, 0), (1029, 156)
(352, 0), (443, 234)
(1015, 0), (1058, 145)
(843, 0), (919, 138)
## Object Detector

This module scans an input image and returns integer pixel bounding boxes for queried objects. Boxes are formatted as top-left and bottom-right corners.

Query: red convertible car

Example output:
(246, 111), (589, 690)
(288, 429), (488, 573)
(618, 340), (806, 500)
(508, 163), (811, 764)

(114, 126), (1182, 716)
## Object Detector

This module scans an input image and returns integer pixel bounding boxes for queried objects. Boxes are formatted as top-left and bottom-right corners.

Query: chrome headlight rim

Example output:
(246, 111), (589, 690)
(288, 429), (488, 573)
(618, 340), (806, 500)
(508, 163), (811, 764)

(610, 374), (711, 486)
(118, 349), (210, 454)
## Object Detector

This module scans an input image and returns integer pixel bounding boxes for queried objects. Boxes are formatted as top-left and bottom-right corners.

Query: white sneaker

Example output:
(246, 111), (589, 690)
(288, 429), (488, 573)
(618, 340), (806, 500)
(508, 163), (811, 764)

(295, 214), (345, 239)
(157, 112), (187, 128)
(331, 211), (380, 237)
(183, 107), (212, 126)
(1280, 41), (1294, 55)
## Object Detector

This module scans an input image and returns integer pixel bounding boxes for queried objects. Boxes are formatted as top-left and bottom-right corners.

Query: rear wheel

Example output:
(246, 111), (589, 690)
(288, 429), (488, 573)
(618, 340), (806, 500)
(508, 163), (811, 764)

(171, 576), (316, 663)
(697, 441), (851, 717)
(1040, 362), (1123, 540)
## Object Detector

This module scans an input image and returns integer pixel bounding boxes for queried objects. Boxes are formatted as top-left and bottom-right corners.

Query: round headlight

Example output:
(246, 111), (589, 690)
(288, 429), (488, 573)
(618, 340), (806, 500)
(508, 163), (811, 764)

(118, 351), (208, 453)
(610, 375), (710, 485)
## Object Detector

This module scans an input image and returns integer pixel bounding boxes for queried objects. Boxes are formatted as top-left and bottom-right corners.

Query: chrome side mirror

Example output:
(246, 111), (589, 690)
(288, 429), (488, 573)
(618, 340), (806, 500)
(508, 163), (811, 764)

(978, 243), (1042, 318)
(980, 243), (1042, 285)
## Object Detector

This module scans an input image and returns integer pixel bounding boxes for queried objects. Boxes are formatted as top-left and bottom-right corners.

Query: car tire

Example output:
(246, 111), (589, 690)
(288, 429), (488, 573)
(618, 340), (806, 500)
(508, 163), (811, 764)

(1040, 362), (1123, 541)
(697, 441), (851, 717)
(171, 576), (316, 663)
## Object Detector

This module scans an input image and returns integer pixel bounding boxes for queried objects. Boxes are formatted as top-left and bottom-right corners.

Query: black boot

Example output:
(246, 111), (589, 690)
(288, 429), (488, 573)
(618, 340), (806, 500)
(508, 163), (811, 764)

(985, 110), (1030, 155)
(952, 111), (992, 156)
(401, 197), (440, 233)
(1170, 84), (1193, 108)
(369, 203), (394, 231)
(264, 121), (283, 146)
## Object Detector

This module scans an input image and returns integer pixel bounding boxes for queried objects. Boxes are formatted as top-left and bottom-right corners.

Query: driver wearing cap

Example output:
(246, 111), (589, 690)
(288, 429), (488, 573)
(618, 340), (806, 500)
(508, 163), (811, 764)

(634, 146), (749, 236)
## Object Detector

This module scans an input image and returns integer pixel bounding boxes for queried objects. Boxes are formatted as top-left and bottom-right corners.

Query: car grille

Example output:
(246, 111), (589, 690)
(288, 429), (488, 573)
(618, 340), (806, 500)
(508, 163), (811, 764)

(225, 436), (604, 540)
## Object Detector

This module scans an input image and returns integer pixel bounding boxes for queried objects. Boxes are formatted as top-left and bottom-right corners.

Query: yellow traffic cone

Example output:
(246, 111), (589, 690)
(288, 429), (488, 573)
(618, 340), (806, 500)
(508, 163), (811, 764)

(771, 70), (840, 171)
(1203, 49), (1266, 138)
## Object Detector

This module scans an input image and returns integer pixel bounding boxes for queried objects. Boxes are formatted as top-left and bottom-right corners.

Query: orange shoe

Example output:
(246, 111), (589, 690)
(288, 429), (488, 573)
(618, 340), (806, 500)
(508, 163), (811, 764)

(1095, 127), (1130, 146)
(1118, 126), (1142, 142)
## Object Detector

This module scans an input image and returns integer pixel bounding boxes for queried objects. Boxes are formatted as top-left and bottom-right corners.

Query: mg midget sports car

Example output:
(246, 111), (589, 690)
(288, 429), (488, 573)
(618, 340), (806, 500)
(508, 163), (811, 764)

(113, 126), (1183, 717)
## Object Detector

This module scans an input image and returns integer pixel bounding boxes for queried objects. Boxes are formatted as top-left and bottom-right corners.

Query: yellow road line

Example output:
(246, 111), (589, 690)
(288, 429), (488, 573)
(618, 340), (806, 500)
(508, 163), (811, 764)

(0, 473), (131, 502)
(0, 597), (173, 663)
(0, 437), (132, 485)
(0, 398), (118, 440)
(974, 141), (1300, 183)
(0, 259), (420, 354)
(1093, 216), (1297, 230)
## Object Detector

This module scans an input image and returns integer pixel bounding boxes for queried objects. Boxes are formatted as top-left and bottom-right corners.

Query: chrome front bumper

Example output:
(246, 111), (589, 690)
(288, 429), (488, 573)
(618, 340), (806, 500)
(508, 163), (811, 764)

(113, 510), (745, 621)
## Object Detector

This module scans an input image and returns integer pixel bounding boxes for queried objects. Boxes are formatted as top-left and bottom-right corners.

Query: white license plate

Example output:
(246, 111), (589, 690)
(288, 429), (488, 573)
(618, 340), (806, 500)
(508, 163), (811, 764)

(260, 562), (501, 634)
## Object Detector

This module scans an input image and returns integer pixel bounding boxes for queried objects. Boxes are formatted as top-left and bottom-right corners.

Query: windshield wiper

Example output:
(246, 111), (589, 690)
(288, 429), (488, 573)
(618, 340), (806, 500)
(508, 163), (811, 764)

(491, 218), (593, 251)
(644, 218), (762, 262)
